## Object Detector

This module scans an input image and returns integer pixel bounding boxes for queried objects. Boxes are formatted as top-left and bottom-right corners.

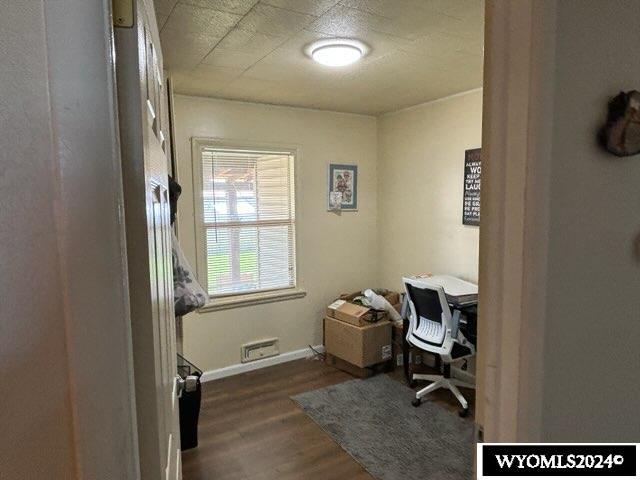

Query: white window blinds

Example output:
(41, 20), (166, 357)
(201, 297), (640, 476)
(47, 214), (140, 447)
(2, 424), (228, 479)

(200, 147), (296, 297)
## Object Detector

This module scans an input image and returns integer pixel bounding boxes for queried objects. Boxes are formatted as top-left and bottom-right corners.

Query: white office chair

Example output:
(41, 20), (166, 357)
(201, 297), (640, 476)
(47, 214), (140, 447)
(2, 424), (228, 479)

(403, 276), (476, 416)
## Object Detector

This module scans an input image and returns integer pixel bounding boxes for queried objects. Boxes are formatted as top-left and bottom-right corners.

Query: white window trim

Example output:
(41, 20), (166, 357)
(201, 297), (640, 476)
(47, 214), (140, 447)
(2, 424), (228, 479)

(198, 287), (307, 312)
(191, 137), (305, 310)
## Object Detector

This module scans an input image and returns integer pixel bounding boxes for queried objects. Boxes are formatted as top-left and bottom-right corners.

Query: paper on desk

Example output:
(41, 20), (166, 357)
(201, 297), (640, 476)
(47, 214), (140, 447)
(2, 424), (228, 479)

(423, 275), (478, 296)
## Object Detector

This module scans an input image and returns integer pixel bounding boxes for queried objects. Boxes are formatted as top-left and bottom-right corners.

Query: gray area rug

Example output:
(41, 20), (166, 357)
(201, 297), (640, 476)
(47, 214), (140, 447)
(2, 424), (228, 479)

(291, 375), (473, 480)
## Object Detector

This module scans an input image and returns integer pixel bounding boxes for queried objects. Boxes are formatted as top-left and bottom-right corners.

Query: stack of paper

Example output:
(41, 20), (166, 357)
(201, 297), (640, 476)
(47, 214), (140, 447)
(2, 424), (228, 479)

(419, 275), (478, 306)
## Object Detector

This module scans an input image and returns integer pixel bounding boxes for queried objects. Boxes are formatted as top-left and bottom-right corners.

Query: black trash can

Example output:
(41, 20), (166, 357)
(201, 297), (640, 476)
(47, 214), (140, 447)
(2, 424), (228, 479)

(177, 354), (202, 451)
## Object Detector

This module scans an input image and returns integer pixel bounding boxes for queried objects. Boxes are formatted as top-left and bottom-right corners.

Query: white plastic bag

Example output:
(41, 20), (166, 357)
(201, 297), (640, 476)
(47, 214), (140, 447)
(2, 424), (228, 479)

(363, 289), (402, 323)
(172, 232), (207, 316)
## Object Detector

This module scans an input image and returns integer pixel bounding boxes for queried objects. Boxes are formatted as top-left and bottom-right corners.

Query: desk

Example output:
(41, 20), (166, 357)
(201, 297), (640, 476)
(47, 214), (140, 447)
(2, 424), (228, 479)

(402, 300), (477, 385)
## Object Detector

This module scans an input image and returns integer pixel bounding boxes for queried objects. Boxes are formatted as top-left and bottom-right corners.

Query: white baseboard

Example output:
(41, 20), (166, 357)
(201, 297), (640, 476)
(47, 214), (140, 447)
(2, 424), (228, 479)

(200, 345), (325, 383)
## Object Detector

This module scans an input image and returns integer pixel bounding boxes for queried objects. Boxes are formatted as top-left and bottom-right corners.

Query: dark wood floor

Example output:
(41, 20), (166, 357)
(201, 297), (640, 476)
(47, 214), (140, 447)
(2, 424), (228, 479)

(181, 358), (373, 480)
(182, 358), (474, 480)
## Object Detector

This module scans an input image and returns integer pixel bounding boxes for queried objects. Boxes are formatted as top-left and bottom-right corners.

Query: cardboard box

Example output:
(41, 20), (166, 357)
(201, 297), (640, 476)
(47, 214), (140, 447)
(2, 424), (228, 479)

(338, 289), (399, 306)
(324, 316), (392, 368)
(325, 353), (391, 379)
(327, 289), (400, 326)
(338, 291), (364, 302)
(326, 299), (387, 327)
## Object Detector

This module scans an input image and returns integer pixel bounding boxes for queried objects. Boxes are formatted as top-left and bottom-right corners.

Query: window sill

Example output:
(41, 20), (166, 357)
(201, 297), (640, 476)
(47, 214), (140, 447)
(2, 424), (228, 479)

(198, 288), (307, 313)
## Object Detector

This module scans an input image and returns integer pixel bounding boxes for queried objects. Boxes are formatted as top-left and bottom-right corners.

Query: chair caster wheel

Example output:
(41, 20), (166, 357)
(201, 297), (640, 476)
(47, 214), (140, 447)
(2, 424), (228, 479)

(458, 407), (469, 418)
(411, 398), (422, 407)
(409, 380), (417, 389)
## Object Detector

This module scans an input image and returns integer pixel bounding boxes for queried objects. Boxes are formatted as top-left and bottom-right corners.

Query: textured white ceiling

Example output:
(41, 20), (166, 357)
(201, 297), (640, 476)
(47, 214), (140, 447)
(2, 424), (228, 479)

(156, 0), (484, 115)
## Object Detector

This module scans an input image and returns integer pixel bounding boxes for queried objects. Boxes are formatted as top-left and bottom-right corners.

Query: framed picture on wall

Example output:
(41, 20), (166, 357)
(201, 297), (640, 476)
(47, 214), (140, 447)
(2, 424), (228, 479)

(327, 164), (358, 211)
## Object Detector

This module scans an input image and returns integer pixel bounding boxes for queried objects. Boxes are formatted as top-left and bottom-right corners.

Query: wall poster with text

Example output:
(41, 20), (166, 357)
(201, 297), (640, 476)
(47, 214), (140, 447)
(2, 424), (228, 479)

(462, 148), (482, 226)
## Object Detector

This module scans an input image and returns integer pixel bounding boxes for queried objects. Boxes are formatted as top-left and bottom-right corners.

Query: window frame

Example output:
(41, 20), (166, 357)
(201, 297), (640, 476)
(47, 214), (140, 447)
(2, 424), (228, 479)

(191, 137), (305, 311)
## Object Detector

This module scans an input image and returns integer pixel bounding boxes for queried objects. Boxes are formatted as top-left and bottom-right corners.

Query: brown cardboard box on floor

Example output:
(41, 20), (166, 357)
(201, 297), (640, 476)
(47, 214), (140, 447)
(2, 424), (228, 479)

(338, 289), (400, 307)
(326, 289), (401, 326)
(326, 299), (387, 327)
(324, 316), (392, 368)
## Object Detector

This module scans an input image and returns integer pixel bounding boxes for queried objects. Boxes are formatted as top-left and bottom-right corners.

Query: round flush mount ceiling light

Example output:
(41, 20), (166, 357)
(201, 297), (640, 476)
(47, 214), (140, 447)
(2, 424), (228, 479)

(306, 39), (369, 67)
(312, 44), (362, 66)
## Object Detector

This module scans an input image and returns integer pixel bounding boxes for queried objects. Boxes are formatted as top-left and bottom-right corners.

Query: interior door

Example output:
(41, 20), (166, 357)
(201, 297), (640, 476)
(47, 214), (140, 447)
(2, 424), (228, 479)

(114, 1), (181, 479)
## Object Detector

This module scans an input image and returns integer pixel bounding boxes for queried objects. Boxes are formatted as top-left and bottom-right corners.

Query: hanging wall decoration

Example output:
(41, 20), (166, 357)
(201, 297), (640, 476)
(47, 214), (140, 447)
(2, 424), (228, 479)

(600, 90), (640, 157)
(328, 164), (358, 211)
(462, 148), (482, 226)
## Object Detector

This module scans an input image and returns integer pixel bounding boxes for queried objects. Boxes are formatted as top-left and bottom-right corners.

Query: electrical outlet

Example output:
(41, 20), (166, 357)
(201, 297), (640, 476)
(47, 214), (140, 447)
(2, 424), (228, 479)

(396, 354), (403, 366)
(415, 354), (422, 364)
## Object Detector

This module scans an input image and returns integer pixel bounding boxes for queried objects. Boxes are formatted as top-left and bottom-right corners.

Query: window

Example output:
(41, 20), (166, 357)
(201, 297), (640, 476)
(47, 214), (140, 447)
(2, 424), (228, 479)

(193, 141), (297, 302)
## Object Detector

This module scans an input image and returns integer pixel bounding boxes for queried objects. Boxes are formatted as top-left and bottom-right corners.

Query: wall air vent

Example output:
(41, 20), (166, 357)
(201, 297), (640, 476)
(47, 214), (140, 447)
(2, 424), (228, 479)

(241, 338), (279, 363)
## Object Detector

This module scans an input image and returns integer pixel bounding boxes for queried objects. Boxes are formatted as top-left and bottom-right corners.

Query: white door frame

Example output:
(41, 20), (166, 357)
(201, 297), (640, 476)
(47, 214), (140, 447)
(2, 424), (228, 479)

(476, 0), (557, 442)
(43, 0), (140, 478)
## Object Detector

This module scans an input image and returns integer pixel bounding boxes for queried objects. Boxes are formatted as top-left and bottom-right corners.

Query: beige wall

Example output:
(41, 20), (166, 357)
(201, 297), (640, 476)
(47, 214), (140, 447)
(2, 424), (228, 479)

(539, 0), (640, 442)
(174, 96), (379, 372)
(479, 0), (640, 442)
(377, 90), (483, 291)
(175, 92), (482, 372)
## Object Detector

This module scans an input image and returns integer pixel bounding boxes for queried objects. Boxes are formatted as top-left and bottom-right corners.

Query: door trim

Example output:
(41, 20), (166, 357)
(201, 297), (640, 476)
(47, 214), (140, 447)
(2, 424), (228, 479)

(43, 0), (140, 478)
(477, 0), (557, 442)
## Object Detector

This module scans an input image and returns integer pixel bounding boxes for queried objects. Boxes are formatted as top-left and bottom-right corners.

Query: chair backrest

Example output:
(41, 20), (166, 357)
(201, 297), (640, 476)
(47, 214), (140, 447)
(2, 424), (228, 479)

(403, 277), (453, 349)
(405, 282), (444, 324)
